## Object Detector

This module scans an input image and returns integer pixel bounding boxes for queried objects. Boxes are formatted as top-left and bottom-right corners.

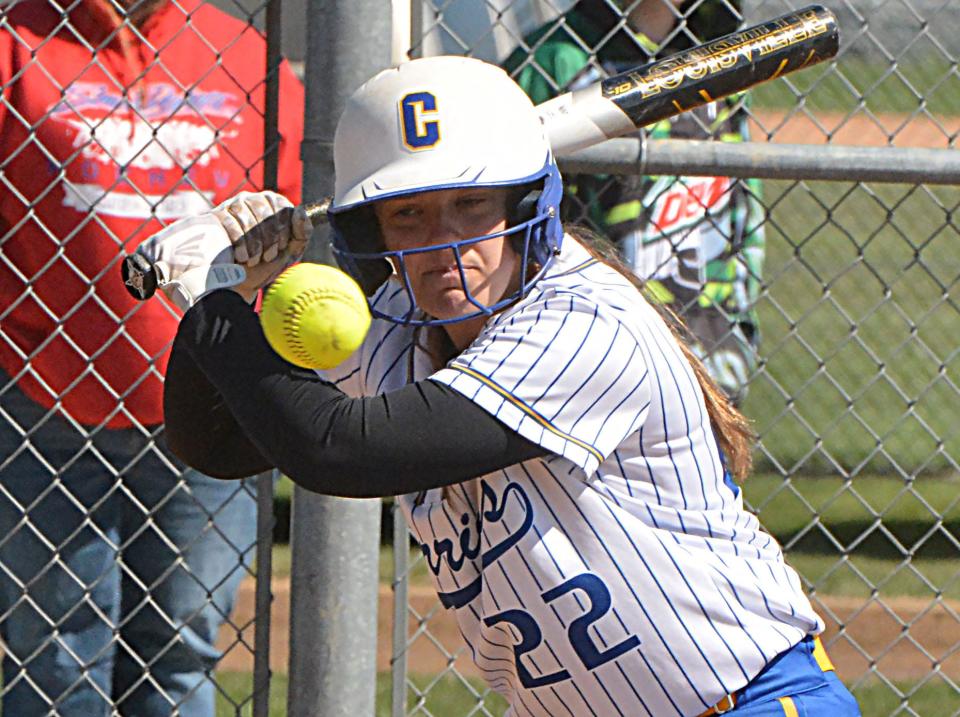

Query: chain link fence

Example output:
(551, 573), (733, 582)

(0, 0), (299, 712)
(2, 0), (958, 714)
(381, 1), (960, 715)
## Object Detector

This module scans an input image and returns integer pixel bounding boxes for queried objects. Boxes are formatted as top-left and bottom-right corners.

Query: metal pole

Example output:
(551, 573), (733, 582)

(408, 0), (423, 59)
(391, 0), (411, 64)
(558, 137), (960, 185)
(253, 0), (283, 712)
(252, 472), (276, 717)
(289, 1), (391, 716)
(390, 502), (409, 717)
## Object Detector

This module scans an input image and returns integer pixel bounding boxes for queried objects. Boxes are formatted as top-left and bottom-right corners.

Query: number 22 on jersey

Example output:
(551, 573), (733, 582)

(484, 573), (641, 689)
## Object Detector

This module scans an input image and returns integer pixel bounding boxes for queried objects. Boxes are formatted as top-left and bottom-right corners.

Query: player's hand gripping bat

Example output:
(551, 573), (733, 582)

(121, 4), (839, 302)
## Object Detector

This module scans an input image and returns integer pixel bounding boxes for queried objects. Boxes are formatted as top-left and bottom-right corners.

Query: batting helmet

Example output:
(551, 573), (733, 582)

(327, 55), (564, 326)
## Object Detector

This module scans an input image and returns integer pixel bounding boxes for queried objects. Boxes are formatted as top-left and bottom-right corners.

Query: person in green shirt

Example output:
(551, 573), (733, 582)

(505, 0), (764, 404)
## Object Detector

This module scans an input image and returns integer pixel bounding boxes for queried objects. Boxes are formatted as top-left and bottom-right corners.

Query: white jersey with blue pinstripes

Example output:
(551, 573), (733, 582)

(323, 235), (823, 717)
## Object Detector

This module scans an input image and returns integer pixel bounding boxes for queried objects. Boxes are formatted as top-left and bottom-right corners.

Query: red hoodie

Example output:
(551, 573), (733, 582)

(0, 0), (304, 428)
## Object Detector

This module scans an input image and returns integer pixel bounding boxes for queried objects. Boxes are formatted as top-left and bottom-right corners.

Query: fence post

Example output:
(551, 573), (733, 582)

(252, 0), (284, 714)
(288, 1), (391, 715)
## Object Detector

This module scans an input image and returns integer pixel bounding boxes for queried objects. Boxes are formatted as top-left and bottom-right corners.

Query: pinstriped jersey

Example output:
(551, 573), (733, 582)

(324, 236), (822, 717)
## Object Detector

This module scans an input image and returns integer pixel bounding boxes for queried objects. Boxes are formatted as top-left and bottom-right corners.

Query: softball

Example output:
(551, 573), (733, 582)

(260, 263), (371, 370)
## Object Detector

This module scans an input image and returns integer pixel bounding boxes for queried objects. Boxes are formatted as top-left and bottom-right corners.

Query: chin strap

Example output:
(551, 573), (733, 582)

(511, 186), (544, 223)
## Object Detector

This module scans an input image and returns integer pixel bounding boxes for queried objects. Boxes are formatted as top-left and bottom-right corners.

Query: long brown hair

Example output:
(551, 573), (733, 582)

(572, 227), (755, 481)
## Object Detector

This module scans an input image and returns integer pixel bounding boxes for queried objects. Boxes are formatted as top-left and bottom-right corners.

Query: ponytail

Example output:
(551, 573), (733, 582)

(573, 228), (755, 481)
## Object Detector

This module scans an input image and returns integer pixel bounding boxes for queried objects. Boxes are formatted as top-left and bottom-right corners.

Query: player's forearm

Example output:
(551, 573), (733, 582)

(164, 336), (275, 479)
(167, 290), (547, 497)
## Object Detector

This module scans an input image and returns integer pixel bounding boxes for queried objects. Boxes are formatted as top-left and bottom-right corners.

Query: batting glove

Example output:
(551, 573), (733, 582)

(133, 191), (311, 311)
(212, 191), (313, 301)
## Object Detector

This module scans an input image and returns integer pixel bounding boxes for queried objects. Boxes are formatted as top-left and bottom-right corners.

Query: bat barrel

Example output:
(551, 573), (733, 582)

(603, 5), (838, 128)
(541, 5), (840, 155)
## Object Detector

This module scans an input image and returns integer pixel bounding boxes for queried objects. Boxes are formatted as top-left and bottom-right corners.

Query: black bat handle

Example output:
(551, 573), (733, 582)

(302, 197), (331, 227)
(120, 252), (162, 302)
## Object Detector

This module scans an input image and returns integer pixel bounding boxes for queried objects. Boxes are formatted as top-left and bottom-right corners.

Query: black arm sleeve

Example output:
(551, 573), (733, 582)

(164, 289), (549, 497)
(164, 335), (275, 478)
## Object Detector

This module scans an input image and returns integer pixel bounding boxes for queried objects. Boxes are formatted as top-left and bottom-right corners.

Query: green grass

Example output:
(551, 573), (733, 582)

(747, 68), (960, 477)
(743, 179), (960, 476)
(254, 176), (960, 717)
(745, 473), (960, 537)
(751, 55), (960, 116)
(266, 180), (960, 491)
(268, 543), (290, 577)
(377, 674), (508, 717)
(215, 671), (960, 716)
(247, 478), (960, 716)
(261, 187), (960, 484)
(268, 476), (960, 607)
(234, 52), (960, 717)
(274, 475), (293, 503)
(744, 473), (960, 599)
(266, 541), (431, 584)
(215, 672), (507, 717)
(268, 472), (960, 598)
(215, 673), (286, 717)
(852, 678), (960, 716)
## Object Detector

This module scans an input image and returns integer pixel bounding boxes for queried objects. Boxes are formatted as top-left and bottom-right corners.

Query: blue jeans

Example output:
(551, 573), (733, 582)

(0, 376), (257, 716)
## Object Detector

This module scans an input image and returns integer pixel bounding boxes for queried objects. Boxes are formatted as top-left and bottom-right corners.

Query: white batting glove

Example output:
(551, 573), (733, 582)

(135, 213), (244, 312)
(133, 191), (312, 311)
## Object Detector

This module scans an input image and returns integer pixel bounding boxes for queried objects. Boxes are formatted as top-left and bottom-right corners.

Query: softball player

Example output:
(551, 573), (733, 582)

(153, 56), (861, 716)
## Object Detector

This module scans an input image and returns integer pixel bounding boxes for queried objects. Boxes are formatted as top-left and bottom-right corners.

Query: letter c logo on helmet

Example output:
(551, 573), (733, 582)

(399, 92), (440, 150)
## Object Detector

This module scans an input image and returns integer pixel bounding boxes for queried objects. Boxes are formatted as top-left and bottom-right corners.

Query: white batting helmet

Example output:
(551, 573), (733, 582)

(327, 55), (564, 326)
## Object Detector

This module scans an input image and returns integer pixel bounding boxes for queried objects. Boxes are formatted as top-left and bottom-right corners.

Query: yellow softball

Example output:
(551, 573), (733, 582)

(260, 263), (371, 370)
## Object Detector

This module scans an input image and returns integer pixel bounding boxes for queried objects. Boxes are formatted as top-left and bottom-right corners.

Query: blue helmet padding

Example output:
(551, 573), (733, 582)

(328, 154), (564, 326)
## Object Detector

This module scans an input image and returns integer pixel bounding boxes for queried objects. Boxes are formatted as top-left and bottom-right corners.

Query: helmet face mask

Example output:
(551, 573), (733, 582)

(327, 56), (564, 326)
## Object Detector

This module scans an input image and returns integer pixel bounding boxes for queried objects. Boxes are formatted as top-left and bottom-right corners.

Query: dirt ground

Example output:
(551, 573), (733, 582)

(217, 576), (960, 684)
(749, 108), (959, 148)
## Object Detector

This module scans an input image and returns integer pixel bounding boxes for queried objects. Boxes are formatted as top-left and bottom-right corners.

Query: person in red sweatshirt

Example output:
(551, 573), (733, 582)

(0, 0), (303, 713)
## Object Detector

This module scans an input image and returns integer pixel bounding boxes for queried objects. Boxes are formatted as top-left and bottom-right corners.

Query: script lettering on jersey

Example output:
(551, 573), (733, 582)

(428, 480), (534, 609)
